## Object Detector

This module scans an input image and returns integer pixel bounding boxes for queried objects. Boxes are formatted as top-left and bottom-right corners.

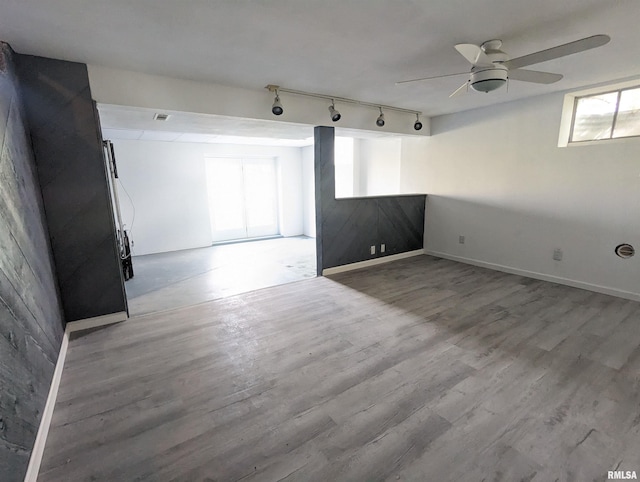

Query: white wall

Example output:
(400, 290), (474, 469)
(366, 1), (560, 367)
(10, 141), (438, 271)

(400, 136), (430, 193)
(301, 145), (316, 238)
(113, 140), (211, 256)
(113, 139), (305, 256)
(334, 137), (355, 198)
(277, 150), (304, 238)
(402, 91), (640, 299)
(355, 138), (402, 196)
(334, 137), (408, 197)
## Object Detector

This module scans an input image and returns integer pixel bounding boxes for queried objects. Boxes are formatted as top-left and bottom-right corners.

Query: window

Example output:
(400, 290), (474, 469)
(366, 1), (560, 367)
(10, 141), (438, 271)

(570, 86), (640, 143)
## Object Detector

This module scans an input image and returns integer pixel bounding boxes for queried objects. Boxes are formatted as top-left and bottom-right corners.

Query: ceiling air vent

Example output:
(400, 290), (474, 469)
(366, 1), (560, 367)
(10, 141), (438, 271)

(154, 113), (170, 121)
(615, 244), (635, 259)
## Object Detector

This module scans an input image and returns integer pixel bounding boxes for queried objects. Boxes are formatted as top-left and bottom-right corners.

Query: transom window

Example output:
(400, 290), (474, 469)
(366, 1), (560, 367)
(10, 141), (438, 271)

(570, 86), (640, 143)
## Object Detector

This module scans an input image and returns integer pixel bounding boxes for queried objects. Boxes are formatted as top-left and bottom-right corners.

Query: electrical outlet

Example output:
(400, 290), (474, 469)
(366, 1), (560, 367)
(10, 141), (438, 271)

(459, 235), (465, 244)
(381, 244), (386, 253)
(370, 245), (376, 255)
(553, 248), (563, 261)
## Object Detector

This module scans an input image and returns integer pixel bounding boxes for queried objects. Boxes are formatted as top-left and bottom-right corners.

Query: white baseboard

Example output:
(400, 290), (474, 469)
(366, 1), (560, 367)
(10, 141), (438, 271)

(426, 250), (640, 302)
(323, 249), (425, 276)
(66, 311), (128, 333)
(23, 310), (127, 481)
(23, 330), (69, 482)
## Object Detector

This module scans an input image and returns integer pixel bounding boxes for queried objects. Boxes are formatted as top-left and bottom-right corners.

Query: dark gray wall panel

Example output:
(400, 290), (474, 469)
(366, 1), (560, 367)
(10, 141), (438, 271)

(321, 198), (379, 267)
(314, 126), (425, 273)
(377, 197), (425, 255)
(16, 54), (127, 322)
(0, 43), (64, 482)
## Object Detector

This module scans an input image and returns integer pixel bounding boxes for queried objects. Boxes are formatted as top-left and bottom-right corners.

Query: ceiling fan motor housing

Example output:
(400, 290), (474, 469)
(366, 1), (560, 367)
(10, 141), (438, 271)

(470, 66), (508, 93)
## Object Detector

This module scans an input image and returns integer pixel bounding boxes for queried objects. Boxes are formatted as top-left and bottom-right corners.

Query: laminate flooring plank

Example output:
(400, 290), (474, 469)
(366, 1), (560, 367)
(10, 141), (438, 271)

(579, 298), (639, 337)
(618, 342), (640, 374)
(323, 353), (475, 425)
(307, 408), (452, 482)
(588, 311), (640, 369)
(529, 304), (599, 352)
(37, 255), (640, 481)
(105, 405), (335, 481)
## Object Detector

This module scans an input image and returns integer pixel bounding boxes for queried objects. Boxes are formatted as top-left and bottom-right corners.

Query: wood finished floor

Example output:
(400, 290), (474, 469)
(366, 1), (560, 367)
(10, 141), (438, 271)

(38, 255), (640, 481)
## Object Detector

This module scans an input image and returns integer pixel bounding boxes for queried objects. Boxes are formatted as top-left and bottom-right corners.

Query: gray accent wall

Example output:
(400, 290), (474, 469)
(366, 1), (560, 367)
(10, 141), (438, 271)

(314, 126), (425, 274)
(0, 43), (64, 482)
(16, 54), (127, 322)
(0, 46), (127, 479)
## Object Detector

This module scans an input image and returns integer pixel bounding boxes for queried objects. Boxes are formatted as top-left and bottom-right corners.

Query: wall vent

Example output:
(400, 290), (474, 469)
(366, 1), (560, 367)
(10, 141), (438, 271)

(154, 113), (170, 121)
(615, 243), (635, 259)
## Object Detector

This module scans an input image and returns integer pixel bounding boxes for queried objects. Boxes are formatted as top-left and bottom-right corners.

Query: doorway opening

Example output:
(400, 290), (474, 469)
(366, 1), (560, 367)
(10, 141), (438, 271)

(98, 104), (317, 316)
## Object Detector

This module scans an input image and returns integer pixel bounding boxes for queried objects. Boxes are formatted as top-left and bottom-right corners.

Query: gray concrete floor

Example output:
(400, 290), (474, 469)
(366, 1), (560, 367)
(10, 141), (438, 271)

(125, 236), (316, 316)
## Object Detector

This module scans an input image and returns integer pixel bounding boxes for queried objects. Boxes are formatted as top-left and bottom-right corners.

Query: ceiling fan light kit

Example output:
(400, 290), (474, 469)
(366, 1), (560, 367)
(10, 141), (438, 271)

(470, 67), (508, 93)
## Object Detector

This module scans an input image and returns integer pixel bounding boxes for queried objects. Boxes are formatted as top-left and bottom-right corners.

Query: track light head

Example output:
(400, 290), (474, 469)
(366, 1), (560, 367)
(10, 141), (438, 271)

(414, 114), (423, 131)
(376, 108), (385, 127)
(271, 92), (283, 116)
(328, 101), (341, 122)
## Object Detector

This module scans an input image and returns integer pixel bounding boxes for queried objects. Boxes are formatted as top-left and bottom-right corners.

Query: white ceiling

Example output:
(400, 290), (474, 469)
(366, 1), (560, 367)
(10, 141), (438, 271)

(98, 104), (316, 145)
(2, 0), (640, 121)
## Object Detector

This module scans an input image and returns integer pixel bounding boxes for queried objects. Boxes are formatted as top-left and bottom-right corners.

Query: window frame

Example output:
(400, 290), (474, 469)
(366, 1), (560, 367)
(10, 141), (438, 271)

(569, 85), (640, 144)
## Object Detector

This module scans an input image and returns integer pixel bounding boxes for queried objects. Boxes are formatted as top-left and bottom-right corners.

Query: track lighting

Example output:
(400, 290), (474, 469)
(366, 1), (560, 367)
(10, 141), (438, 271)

(264, 85), (422, 131)
(414, 114), (423, 131)
(328, 100), (341, 122)
(271, 90), (283, 116)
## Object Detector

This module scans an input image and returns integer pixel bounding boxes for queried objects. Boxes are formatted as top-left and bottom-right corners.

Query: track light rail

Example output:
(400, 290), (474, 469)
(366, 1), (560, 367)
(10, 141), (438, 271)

(265, 84), (421, 116)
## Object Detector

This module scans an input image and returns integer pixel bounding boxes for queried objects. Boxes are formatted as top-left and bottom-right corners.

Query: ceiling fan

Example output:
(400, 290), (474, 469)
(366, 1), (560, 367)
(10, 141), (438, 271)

(397, 34), (610, 97)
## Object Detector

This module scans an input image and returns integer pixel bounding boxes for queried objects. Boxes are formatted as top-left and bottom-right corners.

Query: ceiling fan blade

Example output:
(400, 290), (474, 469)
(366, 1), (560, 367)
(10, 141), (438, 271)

(395, 71), (468, 85)
(449, 81), (469, 98)
(502, 34), (610, 70)
(508, 69), (563, 84)
(455, 43), (492, 66)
